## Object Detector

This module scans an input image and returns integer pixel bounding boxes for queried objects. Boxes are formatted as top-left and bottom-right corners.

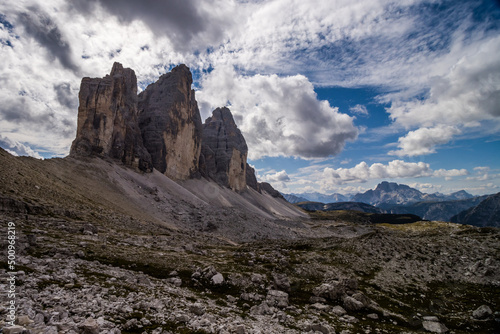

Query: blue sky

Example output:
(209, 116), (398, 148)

(0, 0), (499, 196)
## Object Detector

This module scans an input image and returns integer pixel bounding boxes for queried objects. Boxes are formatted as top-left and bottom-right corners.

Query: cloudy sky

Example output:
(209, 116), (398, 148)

(1, 0), (499, 196)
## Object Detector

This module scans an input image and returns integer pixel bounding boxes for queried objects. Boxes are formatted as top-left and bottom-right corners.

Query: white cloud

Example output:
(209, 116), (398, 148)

(389, 125), (461, 157)
(262, 170), (291, 183)
(321, 159), (470, 185)
(197, 67), (358, 159)
(0, 134), (42, 159)
(349, 104), (368, 116)
(386, 34), (500, 156)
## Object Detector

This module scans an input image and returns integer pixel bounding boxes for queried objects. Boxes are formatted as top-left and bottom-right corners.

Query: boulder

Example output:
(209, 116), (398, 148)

(138, 64), (203, 180)
(266, 289), (289, 308)
(422, 316), (448, 333)
(200, 107), (248, 192)
(472, 304), (493, 319)
(70, 62), (152, 172)
(80, 317), (100, 334)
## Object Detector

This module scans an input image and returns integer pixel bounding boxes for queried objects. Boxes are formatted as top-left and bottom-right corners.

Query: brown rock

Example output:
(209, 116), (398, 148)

(70, 62), (152, 172)
(138, 64), (202, 180)
(200, 107), (248, 191)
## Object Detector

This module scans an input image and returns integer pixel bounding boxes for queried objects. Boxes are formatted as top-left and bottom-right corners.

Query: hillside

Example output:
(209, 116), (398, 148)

(379, 196), (488, 222)
(451, 192), (500, 227)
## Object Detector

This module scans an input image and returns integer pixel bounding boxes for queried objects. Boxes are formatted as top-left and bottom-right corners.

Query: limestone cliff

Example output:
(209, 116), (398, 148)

(138, 65), (203, 180)
(70, 63), (152, 172)
(200, 107), (248, 192)
(246, 163), (260, 192)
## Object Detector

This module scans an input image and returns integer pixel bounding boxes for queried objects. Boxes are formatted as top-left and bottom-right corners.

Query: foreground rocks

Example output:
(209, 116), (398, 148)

(1, 215), (499, 334)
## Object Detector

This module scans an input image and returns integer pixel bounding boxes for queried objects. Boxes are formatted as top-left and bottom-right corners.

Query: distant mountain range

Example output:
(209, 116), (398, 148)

(296, 201), (383, 214)
(282, 182), (499, 227)
(283, 192), (350, 204)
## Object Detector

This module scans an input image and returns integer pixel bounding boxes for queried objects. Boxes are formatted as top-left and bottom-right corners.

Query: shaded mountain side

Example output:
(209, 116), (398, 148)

(296, 201), (383, 214)
(0, 148), (308, 242)
(379, 196), (489, 222)
(199, 107), (248, 192)
(451, 192), (500, 227)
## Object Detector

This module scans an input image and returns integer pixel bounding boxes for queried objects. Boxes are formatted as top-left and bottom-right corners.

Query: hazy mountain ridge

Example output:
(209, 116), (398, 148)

(451, 192), (500, 227)
(296, 201), (383, 214)
(283, 182), (499, 226)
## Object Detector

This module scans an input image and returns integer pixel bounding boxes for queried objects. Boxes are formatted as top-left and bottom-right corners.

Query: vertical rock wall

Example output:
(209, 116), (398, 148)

(70, 63), (152, 172)
(138, 65), (203, 180)
(200, 107), (248, 192)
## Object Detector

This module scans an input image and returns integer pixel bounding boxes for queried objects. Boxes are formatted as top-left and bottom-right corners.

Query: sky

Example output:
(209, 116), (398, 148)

(0, 0), (499, 196)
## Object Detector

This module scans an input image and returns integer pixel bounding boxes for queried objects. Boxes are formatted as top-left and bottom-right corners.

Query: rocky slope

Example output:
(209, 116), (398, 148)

(200, 107), (248, 192)
(451, 192), (500, 227)
(70, 63), (152, 172)
(138, 64), (203, 180)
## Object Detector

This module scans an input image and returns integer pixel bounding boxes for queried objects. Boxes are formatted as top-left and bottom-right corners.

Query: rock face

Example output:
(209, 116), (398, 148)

(138, 64), (203, 180)
(70, 63), (152, 172)
(245, 163), (260, 192)
(200, 107), (248, 192)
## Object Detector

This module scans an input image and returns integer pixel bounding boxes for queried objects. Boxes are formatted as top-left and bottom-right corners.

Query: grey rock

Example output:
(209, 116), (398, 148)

(331, 305), (347, 316)
(80, 317), (100, 334)
(70, 62), (152, 172)
(138, 64), (202, 180)
(266, 289), (289, 308)
(199, 107), (248, 191)
(272, 273), (291, 292)
(245, 163), (260, 192)
(2, 326), (27, 334)
(343, 296), (364, 311)
(211, 273), (224, 285)
(305, 323), (334, 334)
(472, 304), (493, 319)
(190, 303), (205, 316)
(311, 303), (330, 312)
(250, 302), (273, 315)
(422, 321), (448, 333)
(16, 315), (33, 326)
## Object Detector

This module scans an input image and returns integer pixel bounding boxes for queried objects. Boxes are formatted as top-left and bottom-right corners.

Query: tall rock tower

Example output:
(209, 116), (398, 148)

(70, 63), (152, 172)
(138, 65), (203, 180)
(200, 107), (248, 192)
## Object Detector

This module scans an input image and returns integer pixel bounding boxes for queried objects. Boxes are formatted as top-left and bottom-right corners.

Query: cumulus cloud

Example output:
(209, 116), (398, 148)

(197, 67), (358, 159)
(323, 160), (432, 185)
(386, 34), (500, 156)
(72, 0), (238, 52)
(17, 6), (80, 73)
(262, 170), (291, 183)
(349, 104), (369, 116)
(389, 125), (461, 157)
(0, 134), (42, 159)
(321, 159), (469, 185)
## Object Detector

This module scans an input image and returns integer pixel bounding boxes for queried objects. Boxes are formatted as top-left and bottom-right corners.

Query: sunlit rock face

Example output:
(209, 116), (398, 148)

(138, 64), (203, 180)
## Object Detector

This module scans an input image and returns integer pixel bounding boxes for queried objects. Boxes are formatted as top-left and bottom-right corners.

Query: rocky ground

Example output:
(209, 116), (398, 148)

(1, 212), (499, 334)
